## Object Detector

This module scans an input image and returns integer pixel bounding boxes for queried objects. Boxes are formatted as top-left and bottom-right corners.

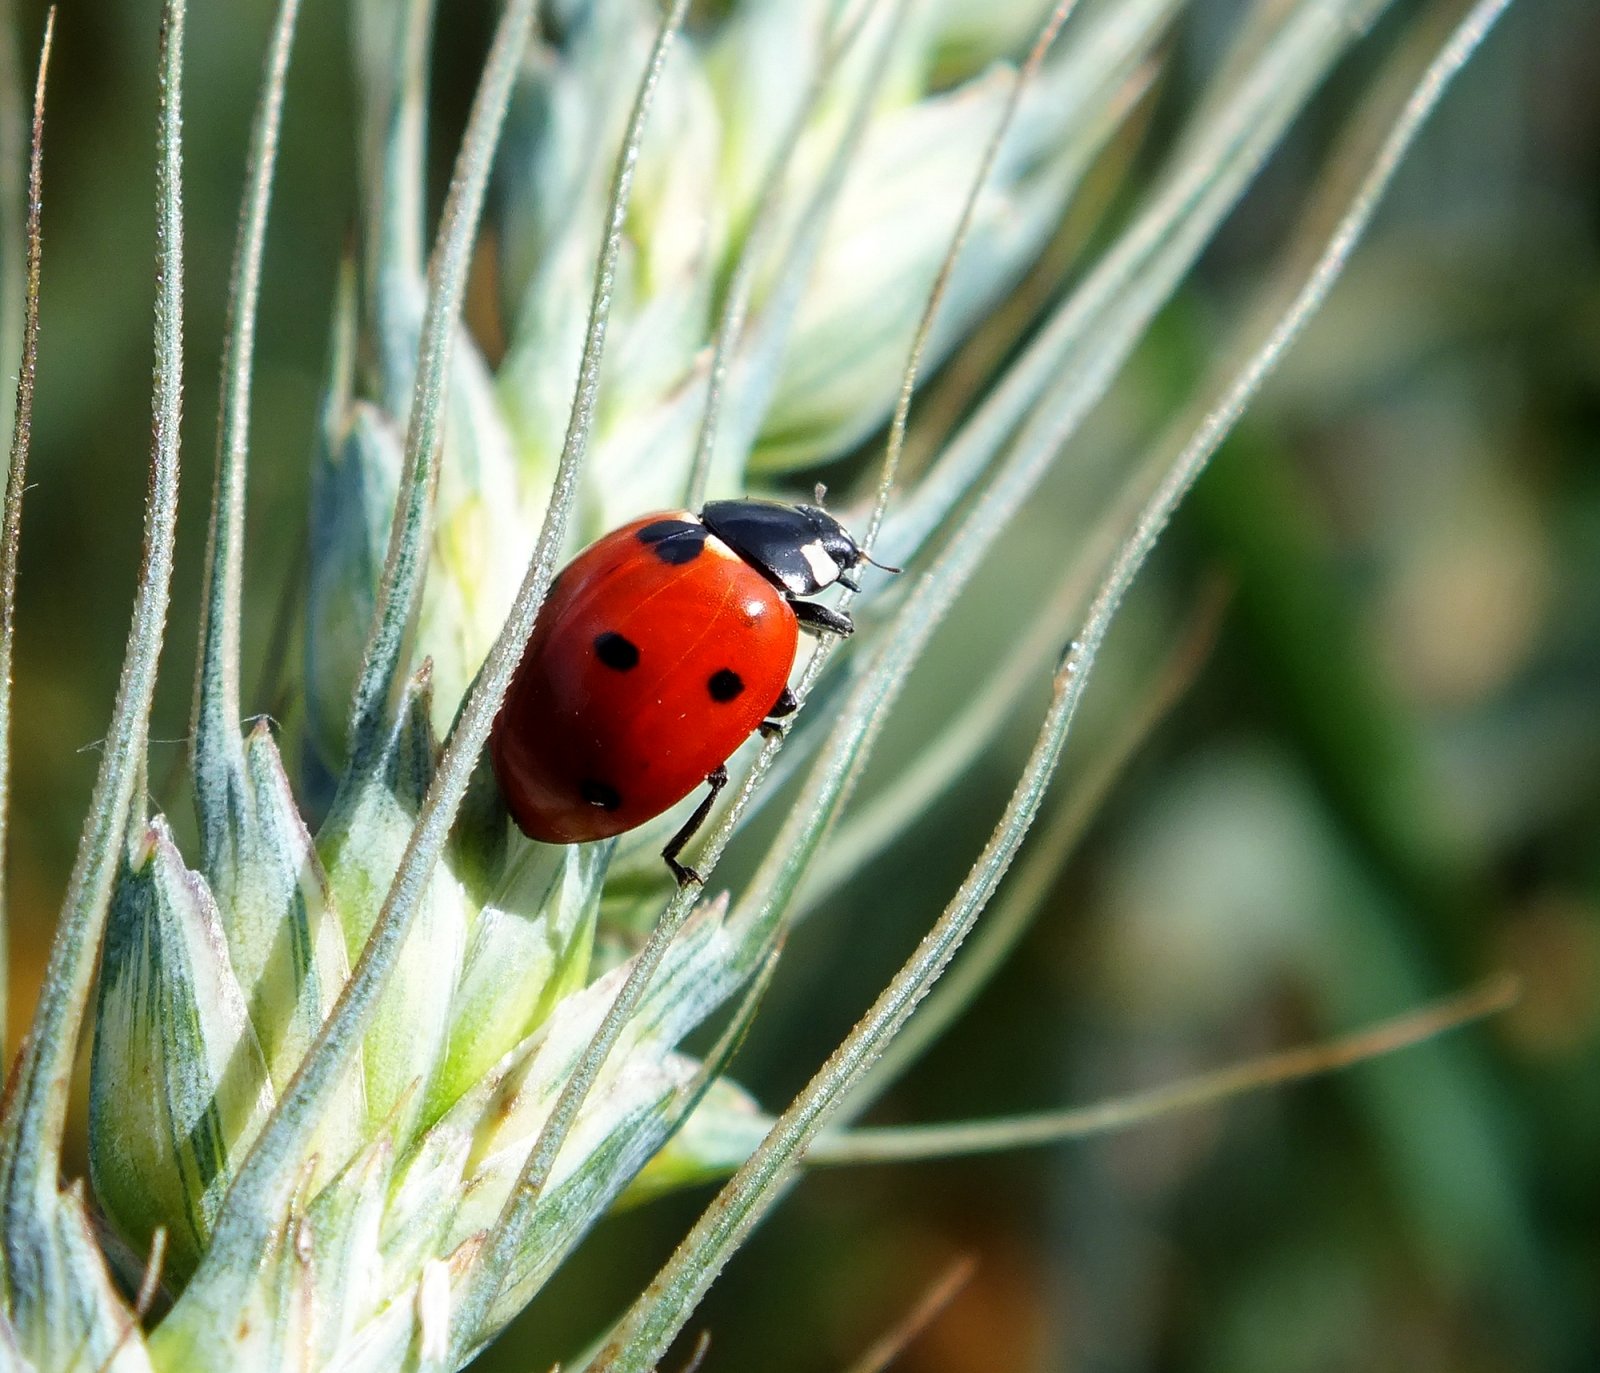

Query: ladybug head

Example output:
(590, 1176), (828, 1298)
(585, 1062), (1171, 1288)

(701, 498), (869, 598)
(794, 503), (868, 589)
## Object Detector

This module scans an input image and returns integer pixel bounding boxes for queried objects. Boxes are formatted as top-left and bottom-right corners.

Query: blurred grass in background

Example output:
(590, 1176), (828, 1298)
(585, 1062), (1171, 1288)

(3, 0), (1596, 1369)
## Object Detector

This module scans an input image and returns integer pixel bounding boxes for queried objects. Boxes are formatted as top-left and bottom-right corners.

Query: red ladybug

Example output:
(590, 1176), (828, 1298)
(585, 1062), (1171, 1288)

(490, 498), (872, 883)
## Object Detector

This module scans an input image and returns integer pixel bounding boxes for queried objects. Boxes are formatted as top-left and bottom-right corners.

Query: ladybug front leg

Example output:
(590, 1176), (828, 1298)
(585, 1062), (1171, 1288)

(662, 764), (730, 887)
(793, 600), (853, 637)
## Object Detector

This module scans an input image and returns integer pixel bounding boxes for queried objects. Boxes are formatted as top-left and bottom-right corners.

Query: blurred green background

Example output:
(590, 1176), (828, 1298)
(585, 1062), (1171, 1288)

(3, 1), (1596, 1370)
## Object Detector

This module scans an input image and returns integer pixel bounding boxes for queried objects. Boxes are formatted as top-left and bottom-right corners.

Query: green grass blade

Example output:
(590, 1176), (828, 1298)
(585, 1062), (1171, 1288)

(877, 0), (1386, 573)
(0, 0), (184, 1316)
(0, 8), (48, 1071)
(343, 0), (533, 770)
(799, 514), (1109, 909)
(809, 978), (1518, 1163)
(585, 3), (1513, 1359)
(680, 0), (883, 511)
(845, 588), (1225, 1108)
(861, 0), (1083, 554)
(356, 0), (435, 413)
(190, 0), (300, 879)
(0, 5), (22, 442)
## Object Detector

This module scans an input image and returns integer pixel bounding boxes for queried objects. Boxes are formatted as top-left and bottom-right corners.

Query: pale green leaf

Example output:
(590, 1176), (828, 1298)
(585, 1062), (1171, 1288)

(425, 838), (611, 1126)
(319, 665), (464, 1146)
(89, 820), (274, 1280)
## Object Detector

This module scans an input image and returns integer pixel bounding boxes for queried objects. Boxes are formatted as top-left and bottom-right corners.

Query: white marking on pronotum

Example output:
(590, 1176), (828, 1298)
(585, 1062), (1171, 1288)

(801, 540), (838, 586)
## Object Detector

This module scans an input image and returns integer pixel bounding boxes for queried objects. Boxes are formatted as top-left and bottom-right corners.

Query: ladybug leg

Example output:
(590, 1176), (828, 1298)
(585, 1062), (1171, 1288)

(759, 686), (799, 740)
(794, 600), (853, 637)
(663, 764), (729, 887)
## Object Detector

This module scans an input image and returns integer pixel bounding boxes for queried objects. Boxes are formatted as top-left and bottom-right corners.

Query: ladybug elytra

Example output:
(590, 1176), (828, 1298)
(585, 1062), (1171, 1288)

(490, 498), (874, 884)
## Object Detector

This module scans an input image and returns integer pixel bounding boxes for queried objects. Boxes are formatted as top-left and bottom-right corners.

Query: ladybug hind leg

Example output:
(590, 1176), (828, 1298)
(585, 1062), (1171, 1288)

(759, 686), (799, 740)
(663, 764), (730, 887)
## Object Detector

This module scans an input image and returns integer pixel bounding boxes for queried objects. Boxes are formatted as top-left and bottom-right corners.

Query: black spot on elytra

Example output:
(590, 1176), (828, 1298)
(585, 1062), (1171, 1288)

(708, 668), (745, 703)
(593, 630), (640, 671)
(636, 519), (706, 565)
(580, 779), (622, 811)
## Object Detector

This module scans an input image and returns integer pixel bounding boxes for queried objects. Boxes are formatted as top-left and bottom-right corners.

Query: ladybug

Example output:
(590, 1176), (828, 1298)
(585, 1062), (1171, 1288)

(490, 498), (876, 884)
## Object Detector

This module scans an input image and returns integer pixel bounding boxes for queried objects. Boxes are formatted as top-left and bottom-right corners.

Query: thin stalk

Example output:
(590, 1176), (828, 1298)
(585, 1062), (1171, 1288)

(840, 1258), (976, 1373)
(190, 0), (301, 874)
(344, 0), (533, 770)
(0, 0), (184, 1208)
(680, 0), (875, 510)
(845, 584), (1225, 1109)
(0, 8), (49, 1068)
(812, 977), (1518, 1163)
(799, 511), (1113, 909)
(863, 0), (1082, 555)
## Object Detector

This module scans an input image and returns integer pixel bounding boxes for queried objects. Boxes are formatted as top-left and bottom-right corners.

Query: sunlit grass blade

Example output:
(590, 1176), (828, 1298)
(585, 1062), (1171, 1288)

(844, 583), (1227, 1109)
(0, 0), (183, 1357)
(0, 5), (48, 1067)
(342, 0), (534, 771)
(585, 3), (1513, 1360)
(799, 517), (1111, 909)
(877, 0), (1389, 574)
(682, 0), (906, 510)
(354, 0), (434, 414)
(190, 0), (300, 876)
(679, 0), (870, 509)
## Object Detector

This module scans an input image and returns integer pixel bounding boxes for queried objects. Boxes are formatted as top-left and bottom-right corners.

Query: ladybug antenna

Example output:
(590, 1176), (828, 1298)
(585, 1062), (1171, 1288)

(813, 481), (829, 507)
(861, 548), (900, 575)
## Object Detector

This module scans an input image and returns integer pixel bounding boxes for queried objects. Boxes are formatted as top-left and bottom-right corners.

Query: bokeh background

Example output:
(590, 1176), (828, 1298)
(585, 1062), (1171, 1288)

(3, 1), (1596, 1370)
